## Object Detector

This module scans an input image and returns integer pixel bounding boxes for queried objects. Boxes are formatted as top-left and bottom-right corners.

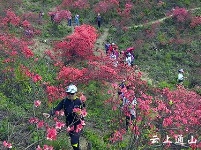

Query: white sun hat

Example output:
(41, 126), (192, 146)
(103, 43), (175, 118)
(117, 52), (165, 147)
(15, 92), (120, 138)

(66, 84), (78, 93)
(179, 69), (184, 73)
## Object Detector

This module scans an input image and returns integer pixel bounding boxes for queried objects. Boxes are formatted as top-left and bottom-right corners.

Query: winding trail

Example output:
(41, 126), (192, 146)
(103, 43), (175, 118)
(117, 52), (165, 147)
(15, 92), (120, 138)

(95, 28), (109, 50)
(94, 28), (109, 56)
(129, 7), (201, 29)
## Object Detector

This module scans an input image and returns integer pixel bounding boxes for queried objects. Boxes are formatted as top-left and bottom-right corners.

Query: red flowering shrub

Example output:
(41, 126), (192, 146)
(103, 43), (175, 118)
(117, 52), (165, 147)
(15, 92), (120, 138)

(0, 34), (34, 59)
(157, 87), (201, 136)
(48, 9), (71, 24)
(46, 85), (64, 102)
(94, 0), (119, 14)
(3, 9), (21, 26)
(117, 3), (133, 27)
(54, 24), (97, 62)
(57, 66), (86, 84)
(190, 16), (201, 28)
(61, 0), (89, 9)
(98, 61), (201, 148)
(21, 12), (38, 24)
(72, 0), (90, 9)
(172, 7), (189, 22)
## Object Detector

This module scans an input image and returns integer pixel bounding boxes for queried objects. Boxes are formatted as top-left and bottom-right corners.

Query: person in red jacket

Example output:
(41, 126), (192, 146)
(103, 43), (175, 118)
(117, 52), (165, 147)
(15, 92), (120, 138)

(108, 43), (118, 55)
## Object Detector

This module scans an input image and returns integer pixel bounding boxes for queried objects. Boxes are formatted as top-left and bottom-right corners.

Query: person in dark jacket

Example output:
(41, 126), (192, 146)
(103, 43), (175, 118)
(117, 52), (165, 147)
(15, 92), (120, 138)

(43, 84), (85, 150)
(96, 13), (102, 28)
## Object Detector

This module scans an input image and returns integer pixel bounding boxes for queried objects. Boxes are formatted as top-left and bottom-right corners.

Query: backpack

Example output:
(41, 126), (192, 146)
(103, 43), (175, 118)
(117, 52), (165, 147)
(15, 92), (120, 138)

(105, 43), (110, 51)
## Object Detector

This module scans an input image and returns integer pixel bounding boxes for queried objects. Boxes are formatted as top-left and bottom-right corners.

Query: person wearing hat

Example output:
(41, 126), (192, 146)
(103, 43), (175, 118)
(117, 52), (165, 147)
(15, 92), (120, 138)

(75, 14), (80, 26)
(125, 52), (133, 66)
(108, 43), (118, 54)
(177, 69), (184, 84)
(43, 84), (85, 150)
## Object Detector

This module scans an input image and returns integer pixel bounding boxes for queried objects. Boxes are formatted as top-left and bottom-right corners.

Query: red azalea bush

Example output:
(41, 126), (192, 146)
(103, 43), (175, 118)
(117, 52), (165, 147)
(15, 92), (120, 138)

(94, 0), (119, 14)
(53, 24), (98, 62)
(190, 16), (201, 28)
(48, 9), (71, 24)
(172, 7), (190, 23)
(61, 0), (89, 9)
(106, 79), (201, 149)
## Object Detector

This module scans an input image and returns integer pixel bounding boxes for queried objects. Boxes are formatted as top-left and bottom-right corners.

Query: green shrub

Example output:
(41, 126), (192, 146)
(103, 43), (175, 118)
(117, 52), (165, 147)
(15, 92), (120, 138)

(158, 81), (175, 89)
(84, 129), (107, 150)
(44, 133), (71, 149)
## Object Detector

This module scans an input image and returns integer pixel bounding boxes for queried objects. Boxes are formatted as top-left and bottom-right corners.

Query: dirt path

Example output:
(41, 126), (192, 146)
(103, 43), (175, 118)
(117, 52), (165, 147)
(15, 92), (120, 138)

(94, 28), (109, 56)
(68, 28), (110, 150)
(95, 28), (109, 50)
(128, 7), (201, 29)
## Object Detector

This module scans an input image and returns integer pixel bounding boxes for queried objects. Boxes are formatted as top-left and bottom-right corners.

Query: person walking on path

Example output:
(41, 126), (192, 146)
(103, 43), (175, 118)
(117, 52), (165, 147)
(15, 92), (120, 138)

(43, 84), (86, 150)
(177, 69), (184, 85)
(122, 96), (137, 131)
(104, 40), (111, 54)
(125, 52), (134, 66)
(96, 13), (102, 28)
(67, 16), (72, 26)
(38, 11), (44, 25)
(75, 14), (80, 26)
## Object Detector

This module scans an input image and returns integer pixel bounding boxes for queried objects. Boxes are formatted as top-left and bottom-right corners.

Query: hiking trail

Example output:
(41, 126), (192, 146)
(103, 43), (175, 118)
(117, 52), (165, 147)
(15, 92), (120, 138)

(95, 28), (109, 50)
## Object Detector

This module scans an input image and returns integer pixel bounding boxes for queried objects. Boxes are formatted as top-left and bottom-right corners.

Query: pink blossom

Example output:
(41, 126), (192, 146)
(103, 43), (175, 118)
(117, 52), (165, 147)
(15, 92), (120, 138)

(60, 110), (64, 116)
(43, 145), (54, 150)
(34, 100), (41, 107)
(107, 90), (112, 94)
(29, 117), (39, 124)
(81, 108), (87, 117)
(55, 111), (60, 116)
(34, 58), (39, 62)
(55, 121), (65, 129)
(80, 94), (86, 102)
(37, 121), (44, 129)
(21, 20), (31, 27)
(112, 83), (118, 89)
(81, 120), (86, 126)
(112, 106), (117, 111)
(53, 117), (58, 122)
(55, 110), (64, 116)
(109, 130), (123, 143)
(36, 145), (42, 150)
(67, 126), (74, 132)
(75, 124), (83, 133)
(32, 74), (42, 82)
(73, 108), (81, 115)
(3, 141), (12, 149)
(46, 128), (57, 141)
(36, 145), (54, 150)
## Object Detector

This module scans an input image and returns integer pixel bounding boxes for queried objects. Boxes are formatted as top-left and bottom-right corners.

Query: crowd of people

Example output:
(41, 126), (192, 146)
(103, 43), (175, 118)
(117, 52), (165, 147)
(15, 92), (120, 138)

(118, 80), (137, 130)
(105, 41), (185, 85)
(104, 41), (135, 67)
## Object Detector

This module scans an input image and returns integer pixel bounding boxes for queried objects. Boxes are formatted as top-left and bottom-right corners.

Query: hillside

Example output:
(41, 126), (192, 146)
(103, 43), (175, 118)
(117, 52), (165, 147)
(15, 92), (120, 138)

(0, 0), (201, 150)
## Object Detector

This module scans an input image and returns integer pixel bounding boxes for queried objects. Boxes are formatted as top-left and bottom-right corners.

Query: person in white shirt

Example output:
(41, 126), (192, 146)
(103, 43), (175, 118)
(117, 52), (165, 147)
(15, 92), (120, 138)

(125, 52), (132, 66)
(178, 69), (184, 84)
(110, 52), (118, 67)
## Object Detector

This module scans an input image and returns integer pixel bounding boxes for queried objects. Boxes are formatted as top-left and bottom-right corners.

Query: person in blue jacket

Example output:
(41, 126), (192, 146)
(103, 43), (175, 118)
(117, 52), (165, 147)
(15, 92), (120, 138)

(75, 14), (80, 26)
